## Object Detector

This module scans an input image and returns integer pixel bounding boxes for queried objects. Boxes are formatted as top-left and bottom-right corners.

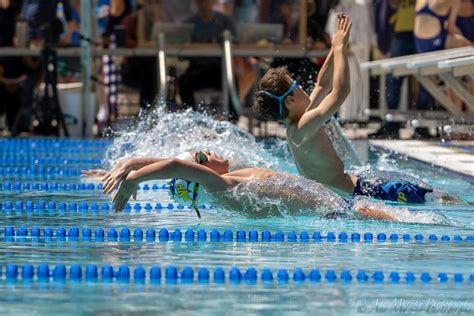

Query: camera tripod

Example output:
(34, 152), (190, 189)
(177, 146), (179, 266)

(34, 41), (69, 137)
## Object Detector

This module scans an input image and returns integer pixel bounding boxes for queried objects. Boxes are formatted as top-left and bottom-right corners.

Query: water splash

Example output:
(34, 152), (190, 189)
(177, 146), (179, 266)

(103, 106), (293, 171)
(103, 105), (364, 174)
(210, 174), (462, 225)
(324, 118), (363, 170)
(211, 174), (349, 218)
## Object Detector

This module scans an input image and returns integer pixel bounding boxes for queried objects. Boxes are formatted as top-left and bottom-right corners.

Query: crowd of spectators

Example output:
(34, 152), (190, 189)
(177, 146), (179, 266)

(0, 0), (472, 137)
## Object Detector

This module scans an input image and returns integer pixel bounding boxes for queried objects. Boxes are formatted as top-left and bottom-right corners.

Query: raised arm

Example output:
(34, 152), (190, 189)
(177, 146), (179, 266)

(111, 159), (230, 212)
(447, 0), (461, 35)
(297, 14), (351, 134)
(308, 47), (334, 110)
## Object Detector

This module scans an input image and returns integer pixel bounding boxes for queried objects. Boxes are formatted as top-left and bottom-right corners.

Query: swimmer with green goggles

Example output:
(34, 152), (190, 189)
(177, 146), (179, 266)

(83, 150), (230, 218)
(103, 151), (453, 223)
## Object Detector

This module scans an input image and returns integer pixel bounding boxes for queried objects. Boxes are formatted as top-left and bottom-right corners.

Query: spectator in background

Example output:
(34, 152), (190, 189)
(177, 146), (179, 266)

(259, 0), (337, 24)
(102, 0), (132, 48)
(121, 0), (158, 108)
(414, 0), (472, 120)
(98, 0), (132, 128)
(270, 0), (324, 92)
(215, 1), (260, 107)
(370, 0), (417, 139)
(0, 0), (19, 46)
(307, 0), (331, 49)
(216, 0), (259, 24)
(21, 0), (75, 46)
(325, 0), (374, 122)
(0, 0), (34, 133)
(178, 0), (238, 119)
(154, 0), (196, 23)
(415, 0), (470, 53)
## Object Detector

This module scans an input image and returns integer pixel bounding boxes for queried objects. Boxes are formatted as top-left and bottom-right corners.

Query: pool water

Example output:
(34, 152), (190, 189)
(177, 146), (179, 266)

(0, 138), (473, 315)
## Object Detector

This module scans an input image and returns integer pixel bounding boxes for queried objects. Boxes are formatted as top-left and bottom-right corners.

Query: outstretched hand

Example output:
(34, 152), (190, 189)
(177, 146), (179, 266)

(102, 160), (133, 194)
(331, 13), (352, 51)
(113, 176), (138, 212)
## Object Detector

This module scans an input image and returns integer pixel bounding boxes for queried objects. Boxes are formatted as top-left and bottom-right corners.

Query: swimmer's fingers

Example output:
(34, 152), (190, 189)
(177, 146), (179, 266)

(113, 193), (124, 212)
(81, 170), (93, 176)
(102, 177), (113, 193)
(113, 180), (135, 212)
(104, 177), (121, 194)
(103, 177), (120, 194)
(112, 189), (126, 212)
(344, 17), (352, 33)
(336, 13), (342, 30)
(101, 170), (113, 183)
(103, 171), (125, 194)
(341, 14), (348, 30)
(102, 160), (124, 182)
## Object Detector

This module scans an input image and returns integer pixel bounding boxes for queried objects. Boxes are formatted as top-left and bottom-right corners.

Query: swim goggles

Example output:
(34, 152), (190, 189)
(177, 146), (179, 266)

(259, 80), (299, 117)
(190, 151), (211, 219)
(195, 151), (209, 164)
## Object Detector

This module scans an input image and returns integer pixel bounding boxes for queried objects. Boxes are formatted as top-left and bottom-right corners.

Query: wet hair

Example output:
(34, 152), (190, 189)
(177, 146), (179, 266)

(253, 67), (292, 122)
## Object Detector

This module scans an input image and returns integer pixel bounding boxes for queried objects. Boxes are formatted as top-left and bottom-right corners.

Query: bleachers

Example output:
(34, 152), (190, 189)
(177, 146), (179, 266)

(361, 47), (474, 126)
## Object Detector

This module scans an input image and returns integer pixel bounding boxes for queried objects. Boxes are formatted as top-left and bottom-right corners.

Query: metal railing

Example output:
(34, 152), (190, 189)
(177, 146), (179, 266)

(360, 47), (474, 128)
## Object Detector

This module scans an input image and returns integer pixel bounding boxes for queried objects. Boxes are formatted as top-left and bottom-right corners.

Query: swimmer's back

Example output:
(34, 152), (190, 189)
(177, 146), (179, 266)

(287, 125), (356, 195)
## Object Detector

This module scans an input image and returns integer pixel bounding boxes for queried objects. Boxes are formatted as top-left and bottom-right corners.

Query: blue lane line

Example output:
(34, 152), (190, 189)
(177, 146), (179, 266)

(1, 263), (472, 285)
(2, 226), (473, 243)
(0, 201), (211, 212)
(0, 182), (169, 192)
(0, 167), (84, 176)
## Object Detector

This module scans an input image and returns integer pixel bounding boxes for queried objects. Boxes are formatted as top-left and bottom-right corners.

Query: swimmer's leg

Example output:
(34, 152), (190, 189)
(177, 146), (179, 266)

(352, 198), (461, 226)
(353, 203), (397, 221)
(425, 190), (465, 205)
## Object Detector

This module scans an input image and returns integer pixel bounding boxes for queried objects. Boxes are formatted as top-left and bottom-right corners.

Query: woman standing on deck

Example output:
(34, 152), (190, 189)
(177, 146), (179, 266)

(414, 0), (471, 52)
(414, 0), (472, 116)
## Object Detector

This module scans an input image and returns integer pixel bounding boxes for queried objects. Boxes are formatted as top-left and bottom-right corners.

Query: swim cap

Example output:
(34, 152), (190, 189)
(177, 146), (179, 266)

(175, 151), (195, 162)
(168, 151), (206, 218)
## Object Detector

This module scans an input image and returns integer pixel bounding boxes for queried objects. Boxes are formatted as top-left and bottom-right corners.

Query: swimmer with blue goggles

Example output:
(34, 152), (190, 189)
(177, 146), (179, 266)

(259, 80), (300, 117)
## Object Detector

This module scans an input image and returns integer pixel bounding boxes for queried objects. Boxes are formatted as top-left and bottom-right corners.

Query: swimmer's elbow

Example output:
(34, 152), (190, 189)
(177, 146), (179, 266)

(332, 85), (350, 100)
(167, 158), (185, 170)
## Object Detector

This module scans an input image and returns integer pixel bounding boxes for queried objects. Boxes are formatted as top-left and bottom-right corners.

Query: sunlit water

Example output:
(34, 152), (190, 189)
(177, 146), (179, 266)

(1, 108), (473, 314)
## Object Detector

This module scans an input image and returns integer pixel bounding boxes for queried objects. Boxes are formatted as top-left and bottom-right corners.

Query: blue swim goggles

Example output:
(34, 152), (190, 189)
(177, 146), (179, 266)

(259, 80), (299, 116)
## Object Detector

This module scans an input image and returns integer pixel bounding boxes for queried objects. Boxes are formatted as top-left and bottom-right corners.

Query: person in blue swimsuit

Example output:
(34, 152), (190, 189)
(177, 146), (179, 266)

(414, 0), (471, 53)
(413, 0), (472, 119)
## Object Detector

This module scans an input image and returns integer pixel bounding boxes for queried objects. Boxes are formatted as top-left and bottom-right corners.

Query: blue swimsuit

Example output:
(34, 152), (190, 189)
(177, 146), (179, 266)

(415, 1), (449, 52)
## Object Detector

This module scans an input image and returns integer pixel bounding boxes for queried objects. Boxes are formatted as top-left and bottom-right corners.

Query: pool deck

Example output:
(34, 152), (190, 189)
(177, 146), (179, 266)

(370, 140), (474, 178)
